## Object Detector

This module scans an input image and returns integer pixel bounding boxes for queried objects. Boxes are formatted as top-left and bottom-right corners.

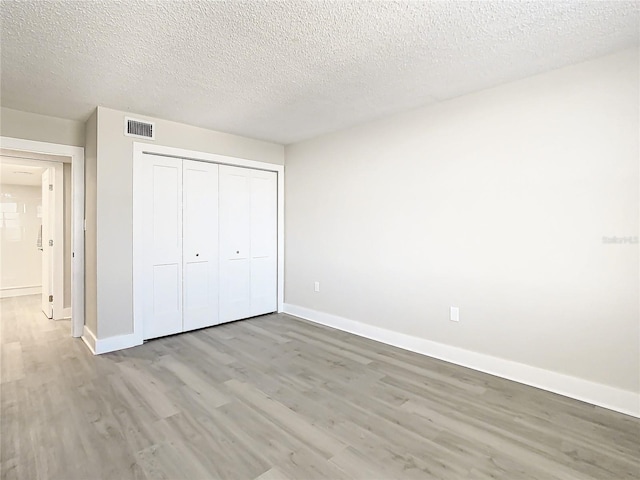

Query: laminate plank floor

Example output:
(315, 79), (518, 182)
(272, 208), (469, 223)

(1, 295), (638, 479)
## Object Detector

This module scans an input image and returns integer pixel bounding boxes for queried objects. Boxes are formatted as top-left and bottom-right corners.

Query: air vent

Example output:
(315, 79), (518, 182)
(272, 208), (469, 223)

(125, 117), (155, 140)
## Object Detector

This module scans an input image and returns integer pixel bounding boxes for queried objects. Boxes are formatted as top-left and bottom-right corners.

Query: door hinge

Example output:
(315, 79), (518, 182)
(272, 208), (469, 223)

(49, 239), (54, 247)
(49, 184), (53, 191)
(49, 295), (53, 302)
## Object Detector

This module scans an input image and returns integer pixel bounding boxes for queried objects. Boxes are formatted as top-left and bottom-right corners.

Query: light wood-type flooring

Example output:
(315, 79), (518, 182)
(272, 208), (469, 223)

(1, 295), (638, 479)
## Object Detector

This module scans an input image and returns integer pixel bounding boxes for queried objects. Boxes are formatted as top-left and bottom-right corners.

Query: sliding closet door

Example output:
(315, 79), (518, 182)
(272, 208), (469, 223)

(141, 154), (183, 340)
(182, 160), (219, 331)
(219, 165), (277, 322)
(219, 167), (251, 321)
(249, 172), (277, 316)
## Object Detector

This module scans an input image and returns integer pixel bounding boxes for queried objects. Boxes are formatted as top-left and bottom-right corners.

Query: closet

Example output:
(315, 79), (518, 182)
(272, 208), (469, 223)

(138, 154), (277, 340)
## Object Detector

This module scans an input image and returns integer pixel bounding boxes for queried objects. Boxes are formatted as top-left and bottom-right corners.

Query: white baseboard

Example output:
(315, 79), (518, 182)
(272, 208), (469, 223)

(81, 326), (97, 354)
(95, 332), (143, 355)
(59, 307), (72, 319)
(283, 303), (640, 418)
(0, 285), (41, 298)
(81, 326), (142, 355)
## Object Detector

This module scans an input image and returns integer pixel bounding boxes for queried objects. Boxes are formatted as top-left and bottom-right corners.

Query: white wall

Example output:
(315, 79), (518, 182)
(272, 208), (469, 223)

(0, 184), (42, 293)
(285, 49), (639, 395)
(92, 107), (285, 339)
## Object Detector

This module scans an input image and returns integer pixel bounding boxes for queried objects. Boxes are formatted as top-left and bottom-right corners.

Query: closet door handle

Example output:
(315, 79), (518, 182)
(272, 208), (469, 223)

(195, 253), (199, 257)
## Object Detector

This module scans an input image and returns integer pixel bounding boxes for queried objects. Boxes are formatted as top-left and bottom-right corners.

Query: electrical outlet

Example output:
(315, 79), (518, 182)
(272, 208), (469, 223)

(314, 281), (320, 293)
(450, 306), (459, 322)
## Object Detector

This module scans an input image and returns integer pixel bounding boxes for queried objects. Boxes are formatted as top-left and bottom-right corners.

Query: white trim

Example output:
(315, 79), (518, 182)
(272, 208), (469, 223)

(81, 325), (97, 354)
(0, 286), (42, 298)
(283, 303), (640, 418)
(135, 142), (285, 174)
(71, 145), (85, 337)
(277, 170), (284, 311)
(82, 325), (142, 355)
(0, 137), (85, 339)
(61, 307), (72, 319)
(132, 146), (145, 345)
(94, 332), (142, 354)
(132, 142), (285, 345)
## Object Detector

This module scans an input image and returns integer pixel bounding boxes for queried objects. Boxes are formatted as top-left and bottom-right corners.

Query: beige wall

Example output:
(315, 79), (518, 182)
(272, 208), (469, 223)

(95, 107), (285, 338)
(84, 111), (98, 334)
(285, 49), (639, 393)
(0, 107), (85, 147)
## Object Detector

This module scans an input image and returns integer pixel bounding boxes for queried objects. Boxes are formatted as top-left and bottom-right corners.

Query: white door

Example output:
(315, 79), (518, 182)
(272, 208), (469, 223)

(249, 173), (278, 316)
(41, 169), (53, 318)
(141, 154), (183, 340)
(182, 160), (219, 331)
(219, 166), (277, 322)
(219, 167), (251, 322)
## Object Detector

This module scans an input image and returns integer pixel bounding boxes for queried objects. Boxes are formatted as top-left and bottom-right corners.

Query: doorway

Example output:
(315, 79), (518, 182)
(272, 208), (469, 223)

(0, 137), (84, 337)
(0, 158), (63, 321)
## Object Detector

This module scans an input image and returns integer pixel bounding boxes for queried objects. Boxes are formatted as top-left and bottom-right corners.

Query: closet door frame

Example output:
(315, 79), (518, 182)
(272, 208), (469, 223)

(133, 142), (284, 345)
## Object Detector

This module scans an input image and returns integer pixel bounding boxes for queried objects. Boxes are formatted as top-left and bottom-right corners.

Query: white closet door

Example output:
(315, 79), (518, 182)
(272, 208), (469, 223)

(249, 172), (277, 316)
(219, 167), (251, 322)
(182, 160), (219, 331)
(219, 165), (277, 322)
(142, 155), (183, 340)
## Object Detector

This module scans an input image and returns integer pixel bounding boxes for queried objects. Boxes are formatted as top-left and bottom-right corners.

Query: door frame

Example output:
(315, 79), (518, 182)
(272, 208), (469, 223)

(133, 142), (284, 344)
(0, 137), (85, 337)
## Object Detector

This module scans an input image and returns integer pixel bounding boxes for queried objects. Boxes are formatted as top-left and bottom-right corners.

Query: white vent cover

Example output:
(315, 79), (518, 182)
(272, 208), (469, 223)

(125, 117), (155, 140)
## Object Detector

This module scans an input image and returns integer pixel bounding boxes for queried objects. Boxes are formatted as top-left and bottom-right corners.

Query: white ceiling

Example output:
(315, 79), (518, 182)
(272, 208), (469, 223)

(0, 161), (44, 186)
(1, 1), (638, 144)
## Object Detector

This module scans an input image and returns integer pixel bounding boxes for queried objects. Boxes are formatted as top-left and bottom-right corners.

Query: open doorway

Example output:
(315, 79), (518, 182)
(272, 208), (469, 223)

(1, 156), (64, 318)
(0, 138), (84, 338)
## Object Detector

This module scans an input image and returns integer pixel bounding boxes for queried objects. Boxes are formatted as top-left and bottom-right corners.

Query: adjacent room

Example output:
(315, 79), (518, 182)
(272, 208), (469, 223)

(0, 1), (638, 479)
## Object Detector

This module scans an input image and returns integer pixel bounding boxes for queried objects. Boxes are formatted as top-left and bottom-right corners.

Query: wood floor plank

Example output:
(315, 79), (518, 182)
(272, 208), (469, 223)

(224, 378), (348, 459)
(0, 342), (24, 384)
(253, 466), (294, 480)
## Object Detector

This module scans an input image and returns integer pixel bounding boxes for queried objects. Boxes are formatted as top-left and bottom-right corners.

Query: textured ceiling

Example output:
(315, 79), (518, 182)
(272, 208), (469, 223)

(1, 1), (638, 144)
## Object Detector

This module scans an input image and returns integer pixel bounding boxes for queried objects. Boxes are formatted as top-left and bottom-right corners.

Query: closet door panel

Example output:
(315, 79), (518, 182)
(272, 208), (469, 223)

(250, 174), (277, 316)
(220, 172), (250, 259)
(142, 157), (183, 340)
(221, 259), (251, 321)
(219, 166), (251, 322)
(183, 160), (219, 331)
(250, 258), (276, 315)
(153, 264), (181, 315)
